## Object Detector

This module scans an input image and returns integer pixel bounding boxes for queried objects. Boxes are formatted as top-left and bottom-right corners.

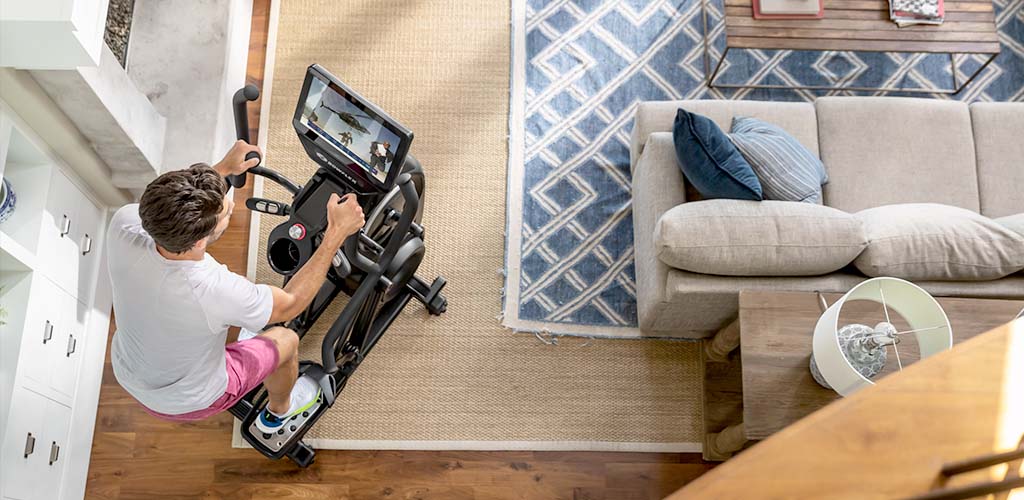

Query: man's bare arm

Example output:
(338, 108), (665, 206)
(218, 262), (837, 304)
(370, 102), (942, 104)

(267, 193), (363, 324)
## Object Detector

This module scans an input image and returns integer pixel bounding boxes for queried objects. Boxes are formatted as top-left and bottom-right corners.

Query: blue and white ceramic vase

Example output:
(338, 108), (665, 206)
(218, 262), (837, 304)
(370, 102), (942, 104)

(0, 178), (15, 225)
(810, 323), (890, 390)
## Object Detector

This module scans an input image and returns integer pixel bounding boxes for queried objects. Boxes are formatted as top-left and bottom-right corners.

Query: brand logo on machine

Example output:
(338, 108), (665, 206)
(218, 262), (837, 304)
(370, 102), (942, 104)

(314, 150), (358, 186)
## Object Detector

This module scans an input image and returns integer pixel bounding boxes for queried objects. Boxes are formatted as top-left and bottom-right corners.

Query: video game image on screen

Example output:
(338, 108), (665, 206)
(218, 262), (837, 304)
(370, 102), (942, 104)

(300, 77), (401, 184)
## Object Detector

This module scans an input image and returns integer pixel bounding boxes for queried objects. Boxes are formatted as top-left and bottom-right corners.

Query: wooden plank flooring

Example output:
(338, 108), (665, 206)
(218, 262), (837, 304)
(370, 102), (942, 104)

(83, 1), (713, 498)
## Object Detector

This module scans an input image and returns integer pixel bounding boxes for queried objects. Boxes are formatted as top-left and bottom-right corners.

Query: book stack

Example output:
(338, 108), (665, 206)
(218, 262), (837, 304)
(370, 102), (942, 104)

(889, 0), (944, 26)
(753, 0), (824, 19)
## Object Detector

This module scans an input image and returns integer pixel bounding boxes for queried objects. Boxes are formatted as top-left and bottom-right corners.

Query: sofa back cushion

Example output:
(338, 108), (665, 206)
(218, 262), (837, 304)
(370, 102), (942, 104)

(816, 97), (980, 213)
(655, 200), (867, 276)
(854, 204), (1024, 281)
(631, 100), (818, 171)
(970, 102), (1024, 218)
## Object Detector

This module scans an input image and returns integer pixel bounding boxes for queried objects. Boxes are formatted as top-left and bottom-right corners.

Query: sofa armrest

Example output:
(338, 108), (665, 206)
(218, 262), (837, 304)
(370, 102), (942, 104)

(632, 132), (687, 330)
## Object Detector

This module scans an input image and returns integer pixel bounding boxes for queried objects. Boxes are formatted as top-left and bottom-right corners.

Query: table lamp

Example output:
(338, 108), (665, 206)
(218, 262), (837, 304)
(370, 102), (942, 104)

(810, 277), (952, 396)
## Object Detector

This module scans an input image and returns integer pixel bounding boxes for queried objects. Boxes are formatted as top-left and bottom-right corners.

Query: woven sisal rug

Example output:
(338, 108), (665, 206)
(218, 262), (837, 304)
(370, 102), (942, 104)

(237, 0), (702, 452)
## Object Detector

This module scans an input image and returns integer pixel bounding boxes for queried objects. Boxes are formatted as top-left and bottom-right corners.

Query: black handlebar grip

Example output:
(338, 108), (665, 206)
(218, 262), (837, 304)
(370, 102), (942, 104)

(233, 85), (260, 143)
(226, 150), (262, 188)
(228, 85), (261, 189)
(226, 173), (245, 189)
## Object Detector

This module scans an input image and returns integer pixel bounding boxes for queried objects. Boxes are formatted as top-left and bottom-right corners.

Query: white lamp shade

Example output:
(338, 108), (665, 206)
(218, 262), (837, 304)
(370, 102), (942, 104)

(812, 277), (952, 396)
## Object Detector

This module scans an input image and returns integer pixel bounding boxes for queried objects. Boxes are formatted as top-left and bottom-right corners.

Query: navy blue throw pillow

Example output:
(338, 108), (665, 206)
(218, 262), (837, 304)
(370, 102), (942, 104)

(672, 109), (763, 201)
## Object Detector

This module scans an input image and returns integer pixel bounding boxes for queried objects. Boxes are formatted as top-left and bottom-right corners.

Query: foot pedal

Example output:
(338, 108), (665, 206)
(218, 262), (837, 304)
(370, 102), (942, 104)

(246, 393), (324, 453)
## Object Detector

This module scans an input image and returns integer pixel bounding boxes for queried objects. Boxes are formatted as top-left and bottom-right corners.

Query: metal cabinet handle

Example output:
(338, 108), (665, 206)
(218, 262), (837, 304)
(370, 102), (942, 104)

(23, 433), (35, 458)
(81, 233), (92, 255)
(66, 335), (76, 356)
(48, 442), (60, 465)
(60, 214), (72, 237)
(43, 320), (54, 343)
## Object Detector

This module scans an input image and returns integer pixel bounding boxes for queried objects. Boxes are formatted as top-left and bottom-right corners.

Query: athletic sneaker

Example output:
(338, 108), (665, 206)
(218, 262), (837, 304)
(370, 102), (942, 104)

(255, 375), (322, 434)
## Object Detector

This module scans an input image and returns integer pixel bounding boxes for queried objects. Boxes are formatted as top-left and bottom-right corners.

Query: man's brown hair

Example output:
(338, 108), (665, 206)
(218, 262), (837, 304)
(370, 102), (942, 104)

(139, 163), (227, 253)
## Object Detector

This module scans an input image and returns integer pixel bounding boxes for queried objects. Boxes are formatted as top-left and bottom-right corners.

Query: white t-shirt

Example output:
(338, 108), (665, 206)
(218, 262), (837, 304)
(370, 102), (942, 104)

(107, 205), (274, 415)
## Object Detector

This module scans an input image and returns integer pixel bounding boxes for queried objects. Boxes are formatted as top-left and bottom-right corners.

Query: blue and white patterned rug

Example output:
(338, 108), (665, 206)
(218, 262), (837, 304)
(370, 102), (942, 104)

(504, 0), (1024, 338)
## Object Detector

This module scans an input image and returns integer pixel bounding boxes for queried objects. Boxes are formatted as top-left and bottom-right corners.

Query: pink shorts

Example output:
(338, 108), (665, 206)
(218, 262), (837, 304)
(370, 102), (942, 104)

(143, 336), (280, 422)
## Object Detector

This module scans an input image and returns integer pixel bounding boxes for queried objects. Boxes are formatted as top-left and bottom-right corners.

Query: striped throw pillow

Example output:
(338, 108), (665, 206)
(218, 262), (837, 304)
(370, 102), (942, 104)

(728, 116), (828, 204)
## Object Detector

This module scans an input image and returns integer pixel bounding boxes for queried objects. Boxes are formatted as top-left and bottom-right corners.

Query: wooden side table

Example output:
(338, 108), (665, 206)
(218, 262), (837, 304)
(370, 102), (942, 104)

(700, 0), (1002, 94)
(700, 290), (1024, 461)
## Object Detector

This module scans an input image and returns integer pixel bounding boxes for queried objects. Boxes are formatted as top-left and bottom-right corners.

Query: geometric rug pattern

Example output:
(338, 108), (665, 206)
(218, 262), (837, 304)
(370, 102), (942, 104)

(507, 0), (1024, 334)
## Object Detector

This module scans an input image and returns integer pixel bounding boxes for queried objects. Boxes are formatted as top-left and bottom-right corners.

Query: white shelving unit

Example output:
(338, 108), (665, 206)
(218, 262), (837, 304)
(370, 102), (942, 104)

(0, 101), (112, 500)
(2, 126), (51, 256)
(0, 243), (33, 435)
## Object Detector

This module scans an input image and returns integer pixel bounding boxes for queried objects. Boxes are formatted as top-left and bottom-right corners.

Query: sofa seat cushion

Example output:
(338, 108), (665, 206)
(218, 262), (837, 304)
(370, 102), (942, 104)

(655, 200), (866, 276)
(672, 109), (763, 201)
(855, 204), (1024, 281)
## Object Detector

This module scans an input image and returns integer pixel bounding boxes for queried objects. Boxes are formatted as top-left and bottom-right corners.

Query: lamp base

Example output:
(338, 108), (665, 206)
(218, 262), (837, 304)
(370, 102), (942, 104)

(810, 323), (888, 391)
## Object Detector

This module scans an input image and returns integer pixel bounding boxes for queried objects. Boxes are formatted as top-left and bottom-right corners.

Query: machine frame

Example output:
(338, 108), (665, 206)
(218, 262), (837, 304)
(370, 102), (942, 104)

(224, 70), (447, 467)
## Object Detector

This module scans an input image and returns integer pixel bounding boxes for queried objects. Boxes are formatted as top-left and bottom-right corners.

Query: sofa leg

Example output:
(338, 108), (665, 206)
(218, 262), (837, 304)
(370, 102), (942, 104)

(704, 318), (740, 362)
(704, 422), (747, 461)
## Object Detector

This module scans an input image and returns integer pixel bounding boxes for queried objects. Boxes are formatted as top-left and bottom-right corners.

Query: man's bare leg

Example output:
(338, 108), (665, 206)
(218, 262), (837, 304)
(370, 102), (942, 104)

(258, 326), (300, 415)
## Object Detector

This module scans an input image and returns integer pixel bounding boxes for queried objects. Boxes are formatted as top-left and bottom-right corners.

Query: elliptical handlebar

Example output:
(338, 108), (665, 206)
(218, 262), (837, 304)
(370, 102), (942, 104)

(322, 172), (420, 373)
(228, 85), (263, 189)
(228, 85), (301, 195)
(344, 172), (419, 274)
(248, 166), (302, 195)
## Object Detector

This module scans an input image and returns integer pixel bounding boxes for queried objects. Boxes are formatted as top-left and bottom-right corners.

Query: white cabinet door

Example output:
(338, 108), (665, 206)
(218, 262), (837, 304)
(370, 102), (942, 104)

(38, 168), (102, 303)
(18, 277), (84, 405)
(38, 398), (73, 500)
(0, 388), (48, 500)
(39, 169), (79, 294)
(50, 293), (86, 401)
(72, 197), (102, 304)
(18, 277), (60, 392)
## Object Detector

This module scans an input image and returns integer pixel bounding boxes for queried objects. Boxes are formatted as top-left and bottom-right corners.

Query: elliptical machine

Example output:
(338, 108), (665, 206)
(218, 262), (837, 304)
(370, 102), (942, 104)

(226, 65), (448, 467)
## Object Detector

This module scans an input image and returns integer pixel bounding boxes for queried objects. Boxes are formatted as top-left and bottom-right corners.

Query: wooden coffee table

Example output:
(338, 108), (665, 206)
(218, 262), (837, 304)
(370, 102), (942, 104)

(701, 0), (1002, 94)
(700, 290), (1024, 461)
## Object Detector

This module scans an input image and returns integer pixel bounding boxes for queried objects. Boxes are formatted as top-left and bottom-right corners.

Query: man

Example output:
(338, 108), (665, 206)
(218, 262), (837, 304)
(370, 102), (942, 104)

(338, 131), (353, 148)
(107, 140), (365, 433)
(369, 140), (393, 172)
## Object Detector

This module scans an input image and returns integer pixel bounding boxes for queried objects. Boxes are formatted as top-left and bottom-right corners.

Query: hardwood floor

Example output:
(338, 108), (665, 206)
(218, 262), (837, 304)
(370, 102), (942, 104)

(83, 1), (713, 498)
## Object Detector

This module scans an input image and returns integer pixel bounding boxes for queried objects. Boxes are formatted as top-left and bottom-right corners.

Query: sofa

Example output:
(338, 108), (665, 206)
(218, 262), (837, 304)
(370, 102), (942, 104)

(630, 97), (1024, 339)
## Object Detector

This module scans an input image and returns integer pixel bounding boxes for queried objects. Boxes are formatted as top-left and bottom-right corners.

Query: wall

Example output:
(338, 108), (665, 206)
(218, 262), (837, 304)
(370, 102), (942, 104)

(0, 68), (131, 207)
(127, 0), (254, 173)
(31, 44), (166, 190)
